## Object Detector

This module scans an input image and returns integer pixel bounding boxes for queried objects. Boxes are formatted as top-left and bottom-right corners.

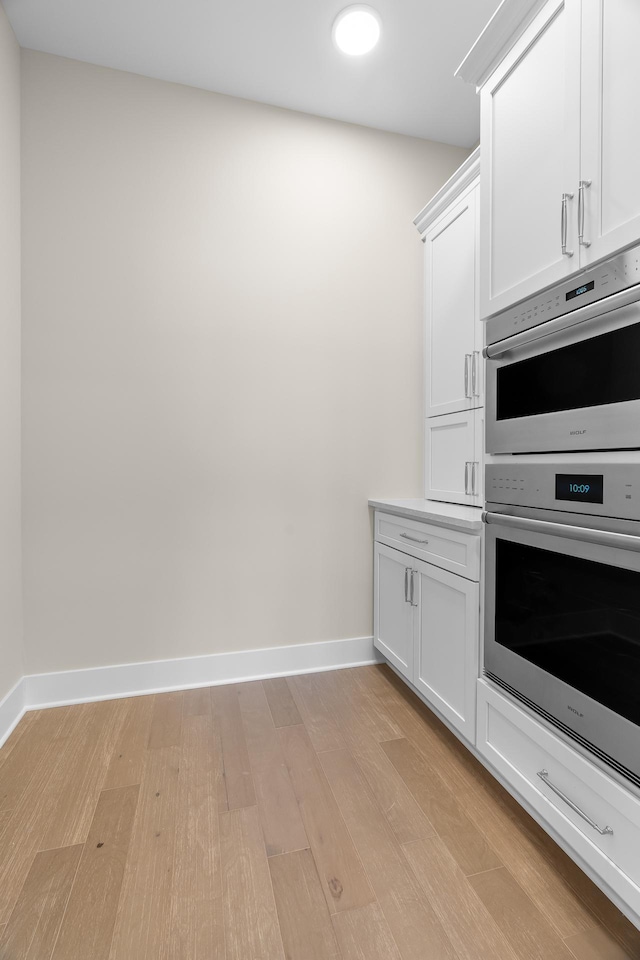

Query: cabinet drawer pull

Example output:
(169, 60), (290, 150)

(404, 567), (410, 603)
(537, 770), (613, 836)
(578, 179), (592, 247)
(465, 461), (471, 496)
(561, 192), (574, 258)
(464, 354), (471, 398)
(471, 461), (478, 497)
(409, 569), (418, 606)
(400, 533), (430, 544)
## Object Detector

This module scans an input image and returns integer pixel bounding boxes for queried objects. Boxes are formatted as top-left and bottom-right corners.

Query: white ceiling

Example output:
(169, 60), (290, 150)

(3, 0), (500, 147)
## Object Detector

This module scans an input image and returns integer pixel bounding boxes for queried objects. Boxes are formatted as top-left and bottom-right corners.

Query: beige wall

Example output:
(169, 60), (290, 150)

(0, 4), (23, 699)
(21, 50), (468, 674)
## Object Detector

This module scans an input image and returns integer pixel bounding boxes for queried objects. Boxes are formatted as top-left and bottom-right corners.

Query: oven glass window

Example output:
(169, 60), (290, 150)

(496, 321), (640, 420)
(495, 539), (640, 725)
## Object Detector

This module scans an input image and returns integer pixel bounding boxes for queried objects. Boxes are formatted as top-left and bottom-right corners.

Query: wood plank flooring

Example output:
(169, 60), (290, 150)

(0, 664), (638, 959)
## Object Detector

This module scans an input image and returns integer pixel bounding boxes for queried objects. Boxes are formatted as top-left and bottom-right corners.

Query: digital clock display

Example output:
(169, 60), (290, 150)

(555, 474), (604, 504)
(566, 280), (595, 301)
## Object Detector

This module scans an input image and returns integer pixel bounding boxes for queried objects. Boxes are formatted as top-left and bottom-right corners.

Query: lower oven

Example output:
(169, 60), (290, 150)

(484, 462), (640, 787)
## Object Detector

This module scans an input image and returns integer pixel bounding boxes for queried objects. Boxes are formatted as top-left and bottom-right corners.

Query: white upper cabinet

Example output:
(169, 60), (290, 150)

(425, 409), (483, 507)
(461, 0), (640, 319)
(479, 0), (582, 319)
(580, 0), (640, 266)
(423, 182), (482, 416)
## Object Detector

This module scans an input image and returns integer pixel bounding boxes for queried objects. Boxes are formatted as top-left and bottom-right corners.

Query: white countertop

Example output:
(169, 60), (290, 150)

(368, 498), (483, 533)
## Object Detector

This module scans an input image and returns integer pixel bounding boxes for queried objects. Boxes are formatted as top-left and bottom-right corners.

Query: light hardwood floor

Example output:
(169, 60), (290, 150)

(0, 664), (638, 959)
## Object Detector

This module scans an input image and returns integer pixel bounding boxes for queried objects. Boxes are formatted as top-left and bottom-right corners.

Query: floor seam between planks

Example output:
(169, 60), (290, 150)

(266, 845), (312, 860)
(45, 841), (85, 959)
(463, 864), (505, 880)
(99, 781), (143, 794)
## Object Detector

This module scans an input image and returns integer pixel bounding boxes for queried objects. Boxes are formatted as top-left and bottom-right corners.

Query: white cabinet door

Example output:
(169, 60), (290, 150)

(424, 183), (481, 416)
(414, 558), (479, 743)
(480, 0), (582, 319)
(425, 410), (482, 506)
(374, 543), (415, 681)
(580, 0), (640, 267)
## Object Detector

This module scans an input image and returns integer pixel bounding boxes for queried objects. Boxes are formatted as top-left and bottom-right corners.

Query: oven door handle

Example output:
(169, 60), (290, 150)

(483, 284), (640, 360)
(484, 511), (640, 553)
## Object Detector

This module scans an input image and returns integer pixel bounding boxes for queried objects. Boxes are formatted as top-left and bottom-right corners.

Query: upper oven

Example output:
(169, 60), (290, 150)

(485, 286), (640, 454)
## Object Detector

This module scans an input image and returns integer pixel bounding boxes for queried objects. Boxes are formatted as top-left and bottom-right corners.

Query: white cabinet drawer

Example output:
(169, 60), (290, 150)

(375, 512), (480, 581)
(477, 680), (640, 915)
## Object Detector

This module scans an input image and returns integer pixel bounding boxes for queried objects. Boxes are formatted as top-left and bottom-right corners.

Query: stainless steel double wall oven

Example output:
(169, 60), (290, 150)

(483, 242), (640, 787)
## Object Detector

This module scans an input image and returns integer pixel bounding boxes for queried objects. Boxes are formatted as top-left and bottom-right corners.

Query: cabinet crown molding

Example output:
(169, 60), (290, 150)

(455, 0), (548, 89)
(414, 147), (480, 236)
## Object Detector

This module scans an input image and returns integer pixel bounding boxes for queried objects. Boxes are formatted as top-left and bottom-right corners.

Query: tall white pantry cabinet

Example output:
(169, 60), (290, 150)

(415, 149), (484, 507)
(371, 150), (485, 748)
(374, 0), (640, 933)
(451, 0), (640, 930)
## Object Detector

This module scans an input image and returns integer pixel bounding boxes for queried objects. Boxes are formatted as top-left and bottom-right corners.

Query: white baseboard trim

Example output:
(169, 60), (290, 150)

(0, 637), (378, 743)
(0, 677), (27, 750)
(23, 635), (380, 711)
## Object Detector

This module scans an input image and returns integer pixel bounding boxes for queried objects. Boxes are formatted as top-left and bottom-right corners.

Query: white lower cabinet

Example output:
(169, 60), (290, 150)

(374, 542), (415, 681)
(477, 679), (640, 924)
(425, 409), (483, 507)
(413, 558), (479, 742)
(374, 511), (640, 924)
(373, 514), (481, 744)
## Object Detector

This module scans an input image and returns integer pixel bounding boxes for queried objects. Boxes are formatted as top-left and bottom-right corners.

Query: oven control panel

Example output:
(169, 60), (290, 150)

(485, 243), (640, 346)
(485, 463), (640, 521)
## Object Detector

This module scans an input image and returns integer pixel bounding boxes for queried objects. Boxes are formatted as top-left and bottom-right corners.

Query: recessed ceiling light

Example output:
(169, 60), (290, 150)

(332, 6), (381, 57)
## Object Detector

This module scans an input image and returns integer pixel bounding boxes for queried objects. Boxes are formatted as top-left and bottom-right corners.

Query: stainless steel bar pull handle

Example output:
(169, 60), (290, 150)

(471, 461), (478, 497)
(404, 567), (410, 603)
(485, 285), (640, 359)
(561, 192), (574, 257)
(537, 770), (613, 836)
(472, 351), (480, 397)
(484, 510), (640, 552)
(400, 533), (429, 544)
(464, 462), (471, 496)
(578, 179), (592, 247)
(464, 354), (471, 398)
(409, 570), (418, 606)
